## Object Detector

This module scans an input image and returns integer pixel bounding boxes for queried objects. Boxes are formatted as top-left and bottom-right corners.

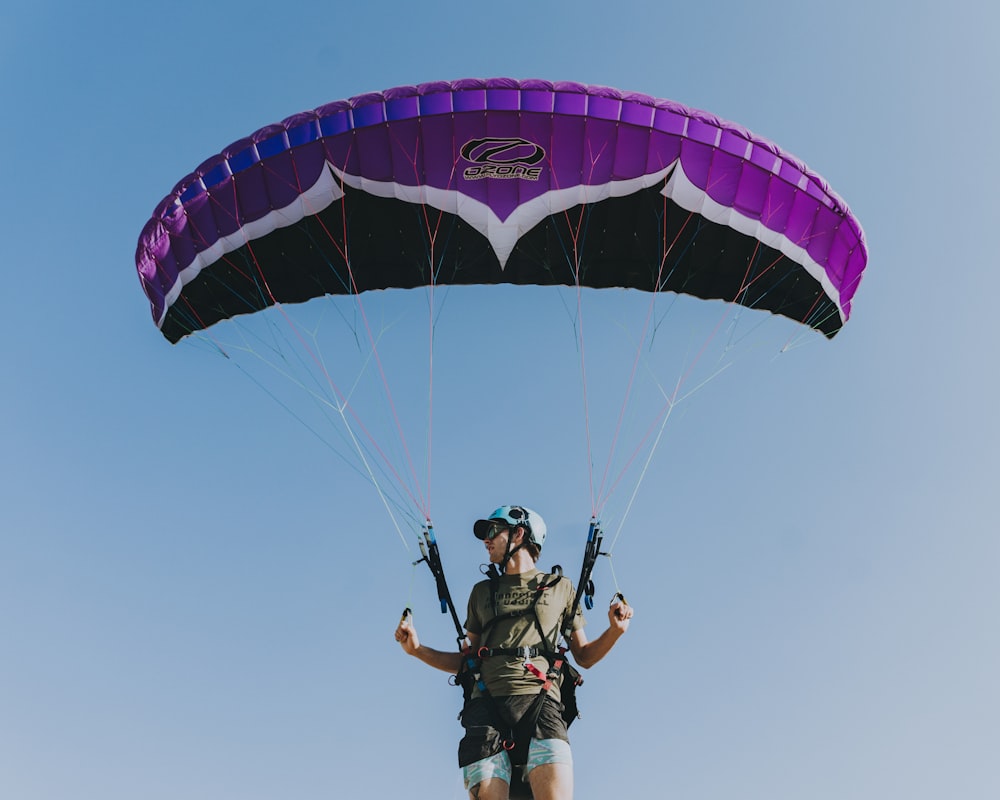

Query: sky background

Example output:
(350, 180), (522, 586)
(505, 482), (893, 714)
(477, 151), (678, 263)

(2, 1), (998, 799)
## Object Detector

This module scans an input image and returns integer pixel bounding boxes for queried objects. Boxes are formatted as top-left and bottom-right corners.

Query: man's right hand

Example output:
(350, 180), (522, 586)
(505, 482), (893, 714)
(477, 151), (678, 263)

(394, 610), (420, 656)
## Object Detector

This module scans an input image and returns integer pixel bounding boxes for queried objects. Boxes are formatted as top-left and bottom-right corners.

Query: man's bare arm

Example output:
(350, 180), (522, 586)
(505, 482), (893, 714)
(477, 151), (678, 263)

(568, 599), (633, 669)
(395, 616), (479, 673)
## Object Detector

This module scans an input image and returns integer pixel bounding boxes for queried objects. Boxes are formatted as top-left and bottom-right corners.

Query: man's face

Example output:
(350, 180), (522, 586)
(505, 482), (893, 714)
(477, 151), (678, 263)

(483, 522), (521, 562)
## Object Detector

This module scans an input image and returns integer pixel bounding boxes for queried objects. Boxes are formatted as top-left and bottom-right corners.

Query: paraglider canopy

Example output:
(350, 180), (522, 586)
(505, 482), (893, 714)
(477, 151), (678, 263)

(135, 78), (867, 345)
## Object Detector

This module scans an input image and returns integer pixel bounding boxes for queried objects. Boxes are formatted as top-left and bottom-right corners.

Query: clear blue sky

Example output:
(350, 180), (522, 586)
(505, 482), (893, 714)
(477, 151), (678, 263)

(2, 1), (997, 798)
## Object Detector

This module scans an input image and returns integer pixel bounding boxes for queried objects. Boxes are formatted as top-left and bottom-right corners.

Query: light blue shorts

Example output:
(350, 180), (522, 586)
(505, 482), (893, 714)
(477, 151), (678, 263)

(462, 738), (573, 790)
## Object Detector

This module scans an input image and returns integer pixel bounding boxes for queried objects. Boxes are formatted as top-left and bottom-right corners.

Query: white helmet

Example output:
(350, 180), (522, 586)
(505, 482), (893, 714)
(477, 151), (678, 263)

(473, 505), (547, 550)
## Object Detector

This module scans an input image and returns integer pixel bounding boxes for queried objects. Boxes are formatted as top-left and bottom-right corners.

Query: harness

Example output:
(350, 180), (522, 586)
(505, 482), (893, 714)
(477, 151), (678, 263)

(410, 519), (614, 796)
(453, 567), (581, 798)
(461, 570), (581, 717)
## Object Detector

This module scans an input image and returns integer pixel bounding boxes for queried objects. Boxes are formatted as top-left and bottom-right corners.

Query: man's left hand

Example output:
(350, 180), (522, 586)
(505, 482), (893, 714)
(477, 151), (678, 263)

(608, 597), (633, 634)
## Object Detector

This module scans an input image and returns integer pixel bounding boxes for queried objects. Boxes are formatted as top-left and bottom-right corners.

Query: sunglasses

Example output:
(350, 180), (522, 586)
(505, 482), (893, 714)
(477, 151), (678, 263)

(484, 522), (511, 540)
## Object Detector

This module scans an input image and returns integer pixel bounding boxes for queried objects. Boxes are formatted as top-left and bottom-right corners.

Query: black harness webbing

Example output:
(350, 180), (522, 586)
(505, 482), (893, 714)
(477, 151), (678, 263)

(563, 520), (603, 640)
(410, 524), (466, 648)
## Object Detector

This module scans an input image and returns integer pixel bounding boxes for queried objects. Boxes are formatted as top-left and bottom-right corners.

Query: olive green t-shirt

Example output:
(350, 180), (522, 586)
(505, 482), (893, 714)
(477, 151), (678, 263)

(464, 568), (585, 701)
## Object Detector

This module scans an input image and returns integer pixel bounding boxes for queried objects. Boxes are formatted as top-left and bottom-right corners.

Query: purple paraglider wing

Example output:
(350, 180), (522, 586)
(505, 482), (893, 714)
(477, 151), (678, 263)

(135, 78), (867, 343)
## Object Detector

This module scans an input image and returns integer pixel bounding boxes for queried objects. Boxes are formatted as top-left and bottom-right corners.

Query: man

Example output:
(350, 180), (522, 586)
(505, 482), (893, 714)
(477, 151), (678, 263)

(395, 505), (634, 800)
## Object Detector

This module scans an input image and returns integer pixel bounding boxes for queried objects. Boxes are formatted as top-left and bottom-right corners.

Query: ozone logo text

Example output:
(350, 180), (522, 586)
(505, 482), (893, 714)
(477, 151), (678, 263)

(460, 137), (545, 181)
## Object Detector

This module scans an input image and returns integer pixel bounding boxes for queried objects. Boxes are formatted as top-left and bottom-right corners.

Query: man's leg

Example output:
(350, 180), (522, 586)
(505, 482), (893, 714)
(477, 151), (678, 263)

(464, 751), (512, 800)
(467, 777), (510, 800)
(524, 739), (573, 800)
(526, 762), (573, 800)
